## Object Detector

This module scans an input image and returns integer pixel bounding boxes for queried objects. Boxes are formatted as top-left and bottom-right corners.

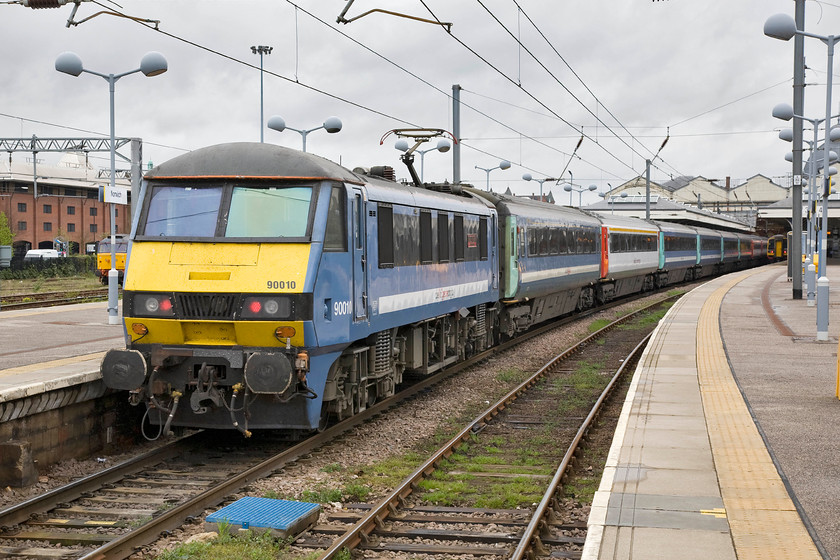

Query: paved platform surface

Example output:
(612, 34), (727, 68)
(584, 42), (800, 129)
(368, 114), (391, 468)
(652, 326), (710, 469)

(0, 301), (124, 402)
(584, 263), (840, 560)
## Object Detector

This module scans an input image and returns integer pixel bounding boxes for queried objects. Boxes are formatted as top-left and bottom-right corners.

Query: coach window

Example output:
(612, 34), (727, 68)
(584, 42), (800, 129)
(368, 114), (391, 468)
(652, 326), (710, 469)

(420, 210), (433, 264)
(454, 214), (465, 262)
(438, 213), (450, 263)
(324, 187), (347, 251)
(377, 204), (394, 268)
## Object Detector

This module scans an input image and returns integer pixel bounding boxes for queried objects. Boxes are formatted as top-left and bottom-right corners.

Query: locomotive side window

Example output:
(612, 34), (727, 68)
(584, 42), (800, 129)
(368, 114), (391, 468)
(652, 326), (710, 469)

(420, 211), (433, 264)
(479, 217), (488, 261)
(438, 213), (450, 263)
(144, 186), (222, 237)
(454, 215), (465, 262)
(354, 193), (363, 249)
(324, 187), (347, 251)
(377, 204), (394, 268)
(393, 210), (420, 266)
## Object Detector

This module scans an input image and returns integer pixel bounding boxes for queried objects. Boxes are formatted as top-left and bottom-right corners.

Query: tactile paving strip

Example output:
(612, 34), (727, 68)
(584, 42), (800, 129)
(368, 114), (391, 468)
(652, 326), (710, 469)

(697, 273), (821, 559)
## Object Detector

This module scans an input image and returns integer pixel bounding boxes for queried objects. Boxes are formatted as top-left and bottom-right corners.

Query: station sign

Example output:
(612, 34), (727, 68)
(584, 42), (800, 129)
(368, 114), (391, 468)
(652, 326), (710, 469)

(100, 185), (129, 205)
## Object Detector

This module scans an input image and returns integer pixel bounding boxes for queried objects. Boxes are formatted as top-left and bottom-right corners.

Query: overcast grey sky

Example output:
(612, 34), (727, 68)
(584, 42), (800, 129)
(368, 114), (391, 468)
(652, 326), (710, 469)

(1, 0), (838, 204)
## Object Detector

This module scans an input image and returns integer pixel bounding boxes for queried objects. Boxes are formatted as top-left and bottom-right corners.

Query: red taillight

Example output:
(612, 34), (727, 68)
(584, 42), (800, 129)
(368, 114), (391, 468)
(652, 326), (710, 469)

(159, 299), (173, 312)
(249, 300), (262, 314)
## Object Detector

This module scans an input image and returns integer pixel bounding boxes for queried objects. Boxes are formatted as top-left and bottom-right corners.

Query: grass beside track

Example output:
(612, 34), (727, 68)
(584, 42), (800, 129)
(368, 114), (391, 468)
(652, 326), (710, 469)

(0, 273), (103, 297)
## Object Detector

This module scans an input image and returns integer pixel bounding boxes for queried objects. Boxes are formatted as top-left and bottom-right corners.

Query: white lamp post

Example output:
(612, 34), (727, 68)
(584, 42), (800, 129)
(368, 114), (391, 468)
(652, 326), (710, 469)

(251, 45), (273, 143)
(475, 160), (511, 191)
(767, 12), (840, 340)
(602, 191), (628, 214)
(395, 138), (450, 182)
(522, 173), (557, 202)
(562, 182), (598, 207)
(56, 50), (167, 325)
(267, 115), (342, 152)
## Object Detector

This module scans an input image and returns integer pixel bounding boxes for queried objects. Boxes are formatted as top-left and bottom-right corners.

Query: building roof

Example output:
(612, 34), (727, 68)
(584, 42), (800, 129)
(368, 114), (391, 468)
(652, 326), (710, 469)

(584, 195), (754, 232)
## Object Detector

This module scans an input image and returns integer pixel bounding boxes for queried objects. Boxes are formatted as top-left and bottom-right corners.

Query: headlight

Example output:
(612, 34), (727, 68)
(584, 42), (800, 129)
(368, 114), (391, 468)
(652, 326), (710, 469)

(133, 294), (175, 317)
(241, 296), (291, 319)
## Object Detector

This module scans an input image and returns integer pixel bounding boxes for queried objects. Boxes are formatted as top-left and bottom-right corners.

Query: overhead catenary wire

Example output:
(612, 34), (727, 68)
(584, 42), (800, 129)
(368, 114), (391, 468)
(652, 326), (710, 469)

(418, 0), (675, 180)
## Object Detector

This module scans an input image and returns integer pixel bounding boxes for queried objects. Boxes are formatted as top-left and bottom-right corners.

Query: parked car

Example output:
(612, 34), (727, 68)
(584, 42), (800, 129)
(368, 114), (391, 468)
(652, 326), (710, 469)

(23, 249), (61, 261)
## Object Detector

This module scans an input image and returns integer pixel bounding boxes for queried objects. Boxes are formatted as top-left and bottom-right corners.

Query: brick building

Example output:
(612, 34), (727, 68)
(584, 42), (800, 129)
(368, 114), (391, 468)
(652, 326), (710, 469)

(0, 152), (131, 257)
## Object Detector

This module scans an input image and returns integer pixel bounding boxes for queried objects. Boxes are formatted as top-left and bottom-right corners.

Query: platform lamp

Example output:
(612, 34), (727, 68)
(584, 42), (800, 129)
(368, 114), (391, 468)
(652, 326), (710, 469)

(563, 183), (598, 207)
(522, 173), (558, 202)
(772, 103), (839, 276)
(780, 124), (840, 307)
(250, 45), (273, 143)
(766, 12), (840, 341)
(395, 138), (450, 182)
(267, 116), (342, 152)
(55, 50), (167, 326)
(475, 160), (511, 191)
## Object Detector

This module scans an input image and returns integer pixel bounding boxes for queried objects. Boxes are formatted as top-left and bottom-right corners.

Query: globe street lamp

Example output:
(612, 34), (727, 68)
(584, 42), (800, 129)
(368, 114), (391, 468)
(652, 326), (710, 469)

(601, 191), (628, 214)
(475, 160), (511, 191)
(395, 138), (450, 182)
(267, 115), (342, 152)
(55, 50), (167, 325)
(562, 182), (598, 207)
(522, 173), (558, 202)
(779, 123), (840, 305)
(766, 12), (840, 340)
(251, 45), (273, 143)
(772, 102), (839, 283)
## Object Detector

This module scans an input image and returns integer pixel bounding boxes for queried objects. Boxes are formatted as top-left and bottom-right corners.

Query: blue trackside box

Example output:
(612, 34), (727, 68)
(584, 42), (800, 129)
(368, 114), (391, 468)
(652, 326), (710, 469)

(205, 496), (321, 538)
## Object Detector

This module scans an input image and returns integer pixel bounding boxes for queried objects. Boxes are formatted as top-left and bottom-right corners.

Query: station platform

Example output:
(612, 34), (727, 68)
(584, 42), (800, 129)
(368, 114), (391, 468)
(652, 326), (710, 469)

(0, 301), (123, 414)
(583, 263), (840, 560)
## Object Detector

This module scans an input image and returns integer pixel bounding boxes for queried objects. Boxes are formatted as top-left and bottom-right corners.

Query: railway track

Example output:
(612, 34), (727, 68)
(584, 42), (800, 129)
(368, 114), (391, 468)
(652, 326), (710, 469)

(0, 291), (676, 559)
(297, 299), (660, 559)
(0, 289), (109, 310)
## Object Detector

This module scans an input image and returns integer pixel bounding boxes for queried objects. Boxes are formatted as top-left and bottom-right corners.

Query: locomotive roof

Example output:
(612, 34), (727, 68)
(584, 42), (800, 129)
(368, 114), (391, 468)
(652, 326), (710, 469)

(144, 142), (364, 184)
(363, 177), (495, 214)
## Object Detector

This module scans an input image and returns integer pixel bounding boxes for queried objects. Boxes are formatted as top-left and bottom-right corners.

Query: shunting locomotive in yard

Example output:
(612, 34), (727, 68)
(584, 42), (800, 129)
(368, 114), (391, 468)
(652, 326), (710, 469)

(101, 141), (767, 437)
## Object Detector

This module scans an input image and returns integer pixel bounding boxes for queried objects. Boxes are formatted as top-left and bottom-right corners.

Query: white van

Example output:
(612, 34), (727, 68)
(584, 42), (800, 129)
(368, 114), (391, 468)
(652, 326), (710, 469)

(24, 249), (61, 261)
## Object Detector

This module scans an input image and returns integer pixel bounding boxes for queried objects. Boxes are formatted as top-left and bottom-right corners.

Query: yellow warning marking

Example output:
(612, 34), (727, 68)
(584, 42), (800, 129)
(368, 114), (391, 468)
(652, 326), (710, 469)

(46, 519), (69, 524)
(697, 269), (821, 559)
(700, 508), (727, 519)
(0, 352), (106, 378)
(85, 520), (117, 526)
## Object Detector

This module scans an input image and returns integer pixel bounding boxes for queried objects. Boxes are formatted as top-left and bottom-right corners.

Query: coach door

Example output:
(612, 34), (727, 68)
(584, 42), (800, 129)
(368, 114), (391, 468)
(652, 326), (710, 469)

(352, 188), (368, 321)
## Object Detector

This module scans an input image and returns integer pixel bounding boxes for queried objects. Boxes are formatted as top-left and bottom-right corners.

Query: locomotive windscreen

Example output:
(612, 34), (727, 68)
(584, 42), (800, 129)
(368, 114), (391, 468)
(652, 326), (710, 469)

(140, 184), (314, 239)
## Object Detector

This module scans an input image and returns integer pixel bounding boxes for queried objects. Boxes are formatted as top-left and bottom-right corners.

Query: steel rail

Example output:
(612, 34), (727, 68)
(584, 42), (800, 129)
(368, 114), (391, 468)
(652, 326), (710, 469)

(0, 435), (194, 528)
(317, 295), (677, 559)
(510, 333), (652, 559)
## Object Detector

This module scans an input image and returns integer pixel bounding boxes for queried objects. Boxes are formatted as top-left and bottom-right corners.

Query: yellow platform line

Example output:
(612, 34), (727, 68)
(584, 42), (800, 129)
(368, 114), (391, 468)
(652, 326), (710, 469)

(697, 271), (821, 559)
(0, 352), (105, 378)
